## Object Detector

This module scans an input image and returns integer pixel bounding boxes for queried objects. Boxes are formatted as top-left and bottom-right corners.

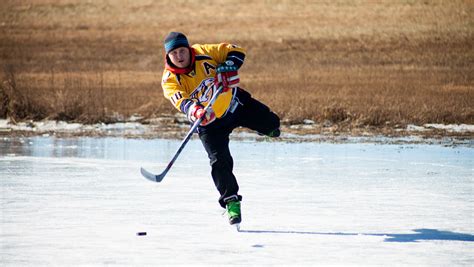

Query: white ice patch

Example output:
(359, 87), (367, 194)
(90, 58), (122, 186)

(406, 124), (429, 132)
(407, 123), (474, 133)
(424, 123), (474, 133)
(0, 119), (146, 135)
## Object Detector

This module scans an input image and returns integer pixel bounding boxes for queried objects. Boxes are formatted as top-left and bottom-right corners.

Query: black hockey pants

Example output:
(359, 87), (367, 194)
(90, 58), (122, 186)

(198, 88), (280, 208)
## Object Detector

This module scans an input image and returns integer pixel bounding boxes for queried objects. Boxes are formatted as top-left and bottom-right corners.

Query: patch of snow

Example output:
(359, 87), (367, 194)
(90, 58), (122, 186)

(289, 124), (315, 130)
(407, 124), (428, 132)
(424, 123), (474, 133)
(0, 119), (147, 136)
(35, 121), (83, 132)
(128, 114), (143, 122)
(0, 119), (9, 128)
(1, 119), (473, 145)
(407, 123), (474, 133)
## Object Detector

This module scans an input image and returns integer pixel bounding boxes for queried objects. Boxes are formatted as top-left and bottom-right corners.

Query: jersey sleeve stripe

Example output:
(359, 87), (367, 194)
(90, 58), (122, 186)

(226, 51), (245, 68)
(196, 55), (213, 61)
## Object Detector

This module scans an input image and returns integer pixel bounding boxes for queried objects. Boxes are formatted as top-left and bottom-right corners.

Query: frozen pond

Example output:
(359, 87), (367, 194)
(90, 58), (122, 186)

(1, 136), (473, 266)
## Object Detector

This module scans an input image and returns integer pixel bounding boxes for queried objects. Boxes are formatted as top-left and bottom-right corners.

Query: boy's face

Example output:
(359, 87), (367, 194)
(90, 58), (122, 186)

(168, 47), (190, 68)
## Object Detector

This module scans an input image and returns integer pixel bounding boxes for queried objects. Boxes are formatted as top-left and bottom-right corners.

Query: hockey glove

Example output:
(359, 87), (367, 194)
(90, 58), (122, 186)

(187, 102), (215, 126)
(216, 61), (240, 91)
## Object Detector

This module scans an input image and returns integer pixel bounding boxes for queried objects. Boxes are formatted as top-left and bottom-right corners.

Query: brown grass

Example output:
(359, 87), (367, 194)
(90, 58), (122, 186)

(1, 0), (473, 131)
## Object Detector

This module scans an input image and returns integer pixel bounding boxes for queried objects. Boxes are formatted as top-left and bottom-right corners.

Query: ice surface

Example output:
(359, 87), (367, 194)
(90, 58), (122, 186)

(1, 136), (473, 266)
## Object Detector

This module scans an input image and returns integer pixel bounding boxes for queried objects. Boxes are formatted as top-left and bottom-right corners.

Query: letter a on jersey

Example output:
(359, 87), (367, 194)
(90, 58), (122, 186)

(202, 62), (216, 76)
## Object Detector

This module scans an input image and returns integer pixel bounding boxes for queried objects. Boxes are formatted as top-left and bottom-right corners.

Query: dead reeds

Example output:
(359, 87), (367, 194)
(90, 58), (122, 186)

(1, 0), (472, 130)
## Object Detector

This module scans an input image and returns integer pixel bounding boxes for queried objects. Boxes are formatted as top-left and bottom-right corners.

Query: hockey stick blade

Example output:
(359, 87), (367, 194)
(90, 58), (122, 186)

(140, 167), (166, 183)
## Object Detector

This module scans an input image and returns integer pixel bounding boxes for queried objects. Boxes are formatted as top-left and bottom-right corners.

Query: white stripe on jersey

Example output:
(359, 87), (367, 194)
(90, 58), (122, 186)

(228, 55), (244, 63)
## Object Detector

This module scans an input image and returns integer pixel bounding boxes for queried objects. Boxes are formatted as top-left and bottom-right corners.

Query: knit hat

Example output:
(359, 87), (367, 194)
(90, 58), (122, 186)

(164, 32), (189, 54)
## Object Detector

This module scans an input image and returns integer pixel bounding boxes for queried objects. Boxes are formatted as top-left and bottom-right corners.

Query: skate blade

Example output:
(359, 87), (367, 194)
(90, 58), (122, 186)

(234, 223), (241, 232)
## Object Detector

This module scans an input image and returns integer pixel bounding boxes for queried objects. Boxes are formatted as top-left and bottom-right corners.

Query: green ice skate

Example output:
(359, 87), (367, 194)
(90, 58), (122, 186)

(226, 200), (242, 225)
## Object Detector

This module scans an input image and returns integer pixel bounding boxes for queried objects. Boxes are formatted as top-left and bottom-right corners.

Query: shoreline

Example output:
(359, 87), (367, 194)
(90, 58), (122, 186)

(1, 116), (472, 147)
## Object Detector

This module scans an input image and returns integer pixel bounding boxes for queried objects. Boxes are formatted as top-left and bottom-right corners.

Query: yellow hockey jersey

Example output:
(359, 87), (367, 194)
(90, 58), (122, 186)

(161, 43), (246, 118)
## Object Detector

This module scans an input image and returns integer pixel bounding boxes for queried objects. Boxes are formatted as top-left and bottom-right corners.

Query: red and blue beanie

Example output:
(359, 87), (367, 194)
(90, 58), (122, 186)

(164, 32), (189, 54)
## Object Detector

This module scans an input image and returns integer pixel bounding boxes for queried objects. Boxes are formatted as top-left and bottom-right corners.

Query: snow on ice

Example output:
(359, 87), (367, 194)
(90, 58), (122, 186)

(1, 119), (474, 140)
(407, 123), (474, 133)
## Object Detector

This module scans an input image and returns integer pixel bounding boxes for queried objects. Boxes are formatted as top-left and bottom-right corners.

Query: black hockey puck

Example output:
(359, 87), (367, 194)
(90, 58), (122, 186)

(136, 232), (147, 236)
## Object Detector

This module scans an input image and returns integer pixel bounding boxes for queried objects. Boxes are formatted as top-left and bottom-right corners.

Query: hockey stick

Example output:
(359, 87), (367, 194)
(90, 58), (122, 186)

(140, 83), (225, 182)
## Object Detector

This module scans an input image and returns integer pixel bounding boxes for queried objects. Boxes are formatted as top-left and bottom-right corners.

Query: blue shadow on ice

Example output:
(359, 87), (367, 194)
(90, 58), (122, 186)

(379, 229), (474, 243)
(239, 228), (474, 243)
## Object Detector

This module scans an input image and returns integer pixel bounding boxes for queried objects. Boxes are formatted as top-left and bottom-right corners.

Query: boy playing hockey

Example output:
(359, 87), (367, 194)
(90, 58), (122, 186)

(161, 32), (280, 225)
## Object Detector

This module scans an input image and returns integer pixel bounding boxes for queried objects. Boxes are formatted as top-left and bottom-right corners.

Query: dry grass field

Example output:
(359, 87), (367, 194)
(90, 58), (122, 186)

(1, 0), (473, 134)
